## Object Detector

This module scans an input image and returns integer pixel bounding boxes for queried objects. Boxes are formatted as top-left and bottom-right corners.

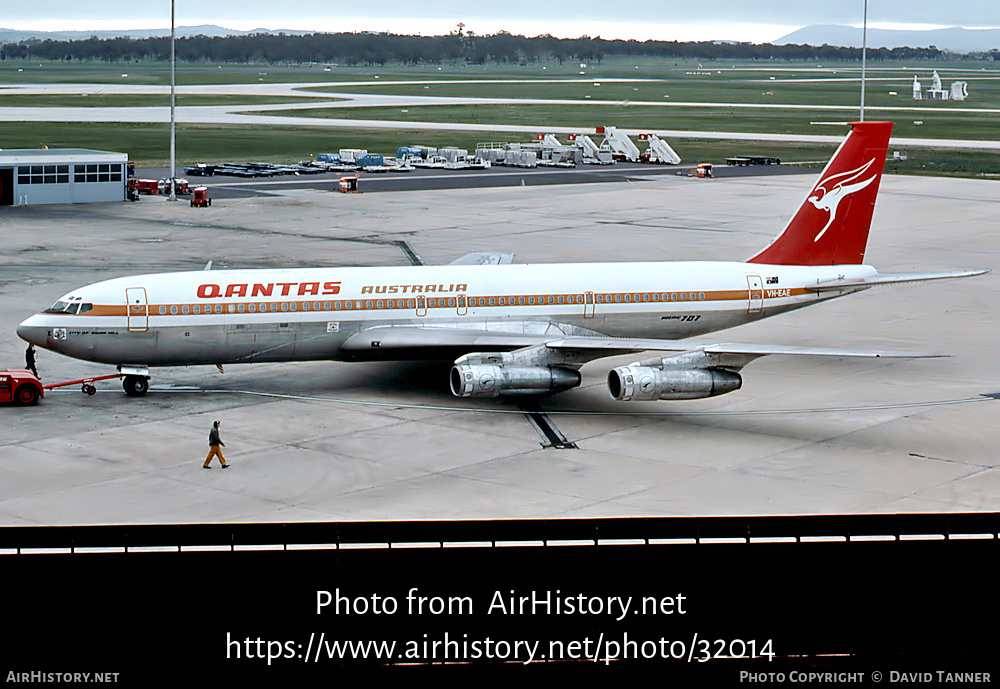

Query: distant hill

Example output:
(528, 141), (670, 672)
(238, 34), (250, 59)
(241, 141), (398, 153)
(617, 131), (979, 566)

(775, 25), (1000, 53)
(0, 25), (312, 43)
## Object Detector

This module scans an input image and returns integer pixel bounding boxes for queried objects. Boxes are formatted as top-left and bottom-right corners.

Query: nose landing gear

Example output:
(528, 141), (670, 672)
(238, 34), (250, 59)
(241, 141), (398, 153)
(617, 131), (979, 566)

(123, 374), (150, 397)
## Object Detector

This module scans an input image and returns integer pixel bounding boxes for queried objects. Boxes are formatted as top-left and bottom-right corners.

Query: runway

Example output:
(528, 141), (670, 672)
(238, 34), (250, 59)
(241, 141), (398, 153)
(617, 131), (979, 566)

(2, 169), (998, 525)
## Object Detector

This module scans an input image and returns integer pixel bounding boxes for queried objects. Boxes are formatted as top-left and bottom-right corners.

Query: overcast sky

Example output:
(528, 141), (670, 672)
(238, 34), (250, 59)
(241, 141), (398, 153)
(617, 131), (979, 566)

(5, 1), (1000, 42)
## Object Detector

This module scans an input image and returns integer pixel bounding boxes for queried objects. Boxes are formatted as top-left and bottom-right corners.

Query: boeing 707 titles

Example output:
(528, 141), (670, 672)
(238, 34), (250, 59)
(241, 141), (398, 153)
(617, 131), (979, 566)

(17, 122), (986, 400)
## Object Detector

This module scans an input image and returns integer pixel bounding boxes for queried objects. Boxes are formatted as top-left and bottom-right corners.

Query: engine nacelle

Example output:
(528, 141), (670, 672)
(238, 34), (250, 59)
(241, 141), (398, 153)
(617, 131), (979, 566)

(608, 365), (742, 401)
(451, 362), (581, 398)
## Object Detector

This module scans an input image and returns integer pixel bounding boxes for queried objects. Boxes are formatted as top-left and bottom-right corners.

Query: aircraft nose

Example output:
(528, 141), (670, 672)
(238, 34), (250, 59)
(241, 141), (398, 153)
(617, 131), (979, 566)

(16, 315), (47, 347)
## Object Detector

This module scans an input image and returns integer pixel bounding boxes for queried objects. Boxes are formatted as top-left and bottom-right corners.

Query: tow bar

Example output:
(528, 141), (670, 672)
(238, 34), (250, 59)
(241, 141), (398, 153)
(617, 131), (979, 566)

(43, 373), (123, 396)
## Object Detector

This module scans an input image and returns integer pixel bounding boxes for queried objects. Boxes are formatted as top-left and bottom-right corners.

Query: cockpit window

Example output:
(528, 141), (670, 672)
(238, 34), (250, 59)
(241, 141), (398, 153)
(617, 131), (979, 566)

(44, 299), (92, 315)
(44, 301), (72, 314)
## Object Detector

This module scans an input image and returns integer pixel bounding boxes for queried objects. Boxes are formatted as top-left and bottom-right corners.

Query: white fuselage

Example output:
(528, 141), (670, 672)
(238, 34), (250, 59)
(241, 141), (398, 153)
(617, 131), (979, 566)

(17, 261), (876, 368)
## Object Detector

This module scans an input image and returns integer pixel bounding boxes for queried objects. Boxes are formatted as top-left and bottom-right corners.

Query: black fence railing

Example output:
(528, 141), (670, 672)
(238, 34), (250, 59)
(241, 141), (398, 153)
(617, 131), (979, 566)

(1, 512), (998, 552)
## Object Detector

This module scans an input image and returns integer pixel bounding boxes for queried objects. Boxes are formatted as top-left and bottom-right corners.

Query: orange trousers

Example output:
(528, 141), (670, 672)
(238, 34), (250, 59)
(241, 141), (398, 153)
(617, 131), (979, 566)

(204, 446), (228, 468)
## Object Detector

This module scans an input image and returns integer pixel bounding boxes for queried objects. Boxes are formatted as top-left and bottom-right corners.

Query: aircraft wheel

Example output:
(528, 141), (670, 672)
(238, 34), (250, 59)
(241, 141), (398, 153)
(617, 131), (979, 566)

(17, 385), (40, 406)
(123, 376), (149, 397)
(84, 384), (97, 396)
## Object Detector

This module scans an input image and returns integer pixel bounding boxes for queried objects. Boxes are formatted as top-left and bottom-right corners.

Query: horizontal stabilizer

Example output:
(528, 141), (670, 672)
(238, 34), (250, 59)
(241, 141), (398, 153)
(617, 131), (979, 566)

(806, 269), (989, 292)
(448, 252), (515, 266)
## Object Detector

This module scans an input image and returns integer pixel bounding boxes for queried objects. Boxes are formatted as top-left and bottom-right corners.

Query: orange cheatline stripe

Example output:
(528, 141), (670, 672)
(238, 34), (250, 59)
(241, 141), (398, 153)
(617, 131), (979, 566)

(55, 287), (813, 318)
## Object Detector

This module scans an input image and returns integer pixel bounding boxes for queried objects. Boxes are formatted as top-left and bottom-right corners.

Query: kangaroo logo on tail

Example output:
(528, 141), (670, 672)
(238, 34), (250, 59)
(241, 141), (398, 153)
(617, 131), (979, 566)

(808, 158), (878, 242)
(747, 121), (893, 267)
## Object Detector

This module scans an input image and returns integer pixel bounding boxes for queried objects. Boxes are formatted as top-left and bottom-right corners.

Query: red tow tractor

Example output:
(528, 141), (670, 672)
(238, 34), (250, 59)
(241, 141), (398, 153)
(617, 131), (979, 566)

(190, 186), (212, 207)
(0, 370), (124, 405)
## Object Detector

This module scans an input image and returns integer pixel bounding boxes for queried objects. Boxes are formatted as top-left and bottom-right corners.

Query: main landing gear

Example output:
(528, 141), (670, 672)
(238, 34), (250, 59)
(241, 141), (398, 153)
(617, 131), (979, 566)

(123, 375), (150, 397)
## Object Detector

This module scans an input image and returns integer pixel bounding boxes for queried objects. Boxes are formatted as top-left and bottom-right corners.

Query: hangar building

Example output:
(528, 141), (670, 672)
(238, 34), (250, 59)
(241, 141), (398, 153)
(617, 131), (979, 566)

(0, 149), (128, 206)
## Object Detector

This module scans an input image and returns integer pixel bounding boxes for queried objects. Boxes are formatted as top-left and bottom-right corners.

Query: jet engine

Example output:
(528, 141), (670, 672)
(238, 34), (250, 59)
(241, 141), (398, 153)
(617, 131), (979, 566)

(450, 353), (581, 398)
(608, 364), (742, 401)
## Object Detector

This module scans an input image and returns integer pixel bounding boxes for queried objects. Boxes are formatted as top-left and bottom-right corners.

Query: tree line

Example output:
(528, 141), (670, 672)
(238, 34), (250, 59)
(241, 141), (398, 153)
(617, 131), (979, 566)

(0, 31), (961, 65)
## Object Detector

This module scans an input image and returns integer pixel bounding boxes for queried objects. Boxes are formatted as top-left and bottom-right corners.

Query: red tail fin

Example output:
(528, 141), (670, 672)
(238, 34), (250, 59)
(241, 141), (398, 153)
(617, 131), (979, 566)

(748, 121), (892, 266)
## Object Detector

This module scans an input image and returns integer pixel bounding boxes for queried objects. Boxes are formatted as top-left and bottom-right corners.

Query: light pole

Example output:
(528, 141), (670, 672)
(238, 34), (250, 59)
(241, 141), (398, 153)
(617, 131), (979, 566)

(168, 0), (177, 201)
(860, 0), (868, 121)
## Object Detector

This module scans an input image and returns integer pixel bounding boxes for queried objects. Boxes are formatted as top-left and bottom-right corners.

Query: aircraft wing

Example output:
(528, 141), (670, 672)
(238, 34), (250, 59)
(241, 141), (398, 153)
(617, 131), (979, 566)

(342, 326), (550, 352)
(342, 325), (939, 362)
(448, 252), (515, 265)
(544, 337), (941, 359)
(806, 269), (988, 292)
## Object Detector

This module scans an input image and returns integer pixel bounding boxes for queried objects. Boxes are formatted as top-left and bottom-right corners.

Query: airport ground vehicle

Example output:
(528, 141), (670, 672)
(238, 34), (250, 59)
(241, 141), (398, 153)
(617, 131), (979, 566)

(0, 369), (44, 405)
(191, 187), (212, 207)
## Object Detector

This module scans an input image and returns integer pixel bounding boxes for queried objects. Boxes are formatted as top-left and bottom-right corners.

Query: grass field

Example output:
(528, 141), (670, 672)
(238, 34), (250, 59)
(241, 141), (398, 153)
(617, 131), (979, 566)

(0, 121), (521, 167)
(260, 103), (1000, 141)
(1, 58), (998, 175)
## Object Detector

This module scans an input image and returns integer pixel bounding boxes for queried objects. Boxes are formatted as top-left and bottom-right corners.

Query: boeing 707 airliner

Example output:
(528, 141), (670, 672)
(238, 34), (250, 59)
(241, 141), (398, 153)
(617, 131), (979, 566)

(16, 121), (986, 400)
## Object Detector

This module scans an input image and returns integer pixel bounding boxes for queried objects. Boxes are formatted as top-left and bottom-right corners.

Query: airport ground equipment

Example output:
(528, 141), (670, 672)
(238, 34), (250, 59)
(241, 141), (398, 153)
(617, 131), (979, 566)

(0, 369), (44, 405)
(566, 134), (614, 164)
(597, 126), (641, 162)
(42, 372), (123, 397)
(190, 187), (212, 207)
(159, 178), (190, 196)
(688, 163), (714, 178)
(338, 174), (359, 193)
(134, 179), (160, 195)
(638, 134), (682, 165)
(726, 156), (781, 166)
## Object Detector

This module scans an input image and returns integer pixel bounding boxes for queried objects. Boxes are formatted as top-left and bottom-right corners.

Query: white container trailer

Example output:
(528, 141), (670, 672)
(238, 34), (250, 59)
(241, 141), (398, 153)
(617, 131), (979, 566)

(339, 149), (367, 164)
